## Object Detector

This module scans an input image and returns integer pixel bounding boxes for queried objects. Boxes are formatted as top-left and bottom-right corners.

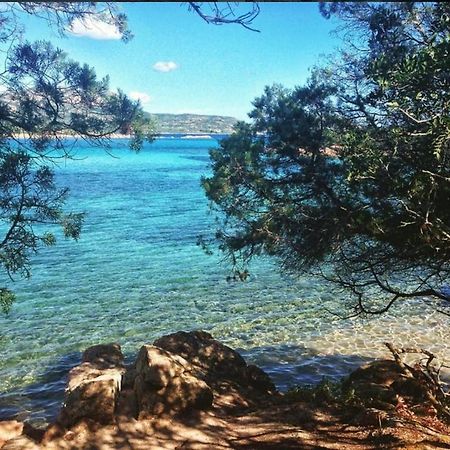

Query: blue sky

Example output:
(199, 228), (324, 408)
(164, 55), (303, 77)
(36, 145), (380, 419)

(19, 2), (341, 120)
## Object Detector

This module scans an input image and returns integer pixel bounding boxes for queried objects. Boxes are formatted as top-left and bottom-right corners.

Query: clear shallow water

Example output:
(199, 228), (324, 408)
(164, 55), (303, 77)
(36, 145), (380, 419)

(0, 138), (449, 424)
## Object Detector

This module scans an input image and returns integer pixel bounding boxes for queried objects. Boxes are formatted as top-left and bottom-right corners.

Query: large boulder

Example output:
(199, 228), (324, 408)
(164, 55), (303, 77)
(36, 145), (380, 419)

(344, 359), (436, 411)
(154, 331), (276, 393)
(133, 345), (213, 418)
(154, 331), (247, 381)
(59, 343), (125, 427)
(49, 334), (275, 429)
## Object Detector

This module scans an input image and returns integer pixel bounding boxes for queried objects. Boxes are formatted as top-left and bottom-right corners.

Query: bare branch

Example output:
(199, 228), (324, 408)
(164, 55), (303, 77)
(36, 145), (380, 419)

(187, 2), (260, 32)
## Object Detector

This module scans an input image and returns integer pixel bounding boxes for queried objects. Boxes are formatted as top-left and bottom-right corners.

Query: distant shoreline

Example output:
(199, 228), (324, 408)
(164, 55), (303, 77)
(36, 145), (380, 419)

(11, 132), (229, 140)
(156, 132), (231, 140)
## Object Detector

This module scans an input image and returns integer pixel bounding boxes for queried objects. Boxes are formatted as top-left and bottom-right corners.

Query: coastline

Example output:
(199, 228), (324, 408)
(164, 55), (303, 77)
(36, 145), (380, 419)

(1, 332), (449, 449)
(10, 132), (224, 140)
(2, 137), (449, 426)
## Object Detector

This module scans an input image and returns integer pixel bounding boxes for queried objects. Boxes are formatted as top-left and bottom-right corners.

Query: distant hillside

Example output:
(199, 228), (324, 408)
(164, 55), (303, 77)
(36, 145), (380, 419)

(146, 113), (238, 134)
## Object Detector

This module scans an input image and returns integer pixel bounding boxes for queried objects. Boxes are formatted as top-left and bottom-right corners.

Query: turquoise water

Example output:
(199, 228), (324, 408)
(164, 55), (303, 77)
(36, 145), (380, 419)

(1, 138), (449, 424)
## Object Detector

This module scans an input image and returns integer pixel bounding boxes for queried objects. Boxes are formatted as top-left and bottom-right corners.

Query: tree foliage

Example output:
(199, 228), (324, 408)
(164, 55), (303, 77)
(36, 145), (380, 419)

(0, 3), (154, 313)
(203, 2), (450, 316)
(0, 2), (261, 314)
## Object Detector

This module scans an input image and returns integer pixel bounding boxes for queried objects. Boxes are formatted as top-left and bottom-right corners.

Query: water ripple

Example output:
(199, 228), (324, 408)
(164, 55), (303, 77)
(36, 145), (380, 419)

(0, 139), (449, 424)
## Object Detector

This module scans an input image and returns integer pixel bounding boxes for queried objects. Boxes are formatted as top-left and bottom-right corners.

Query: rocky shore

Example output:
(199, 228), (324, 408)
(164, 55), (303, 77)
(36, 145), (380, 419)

(1, 331), (449, 449)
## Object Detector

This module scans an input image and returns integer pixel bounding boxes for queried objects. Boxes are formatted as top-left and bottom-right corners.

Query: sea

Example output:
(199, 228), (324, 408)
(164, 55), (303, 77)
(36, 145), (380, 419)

(1, 136), (449, 425)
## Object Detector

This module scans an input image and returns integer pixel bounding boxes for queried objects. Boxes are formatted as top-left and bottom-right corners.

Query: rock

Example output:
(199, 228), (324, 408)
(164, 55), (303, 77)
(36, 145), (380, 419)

(62, 372), (122, 425)
(116, 388), (138, 418)
(135, 373), (213, 418)
(344, 359), (435, 411)
(41, 422), (65, 444)
(154, 331), (247, 382)
(344, 360), (404, 407)
(346, 360), (405, 388)
(355, 382), (398, 405)
(59, 343), (125, 427)
(50, 336), (274, 427)
(154, 330), (275, 393)
(22, 422), (45, 443)
(83, 343), (124, 369)
(352, 408), (393, 427)
(135, 345), (189, 388)
(122, 366), (137, 389)
(134, 345), (213, 418)
(247, 364), (276, 393)
(392, 377), (431, 402)
(1, 435), (39, 450)
(0, 421), (23, 448)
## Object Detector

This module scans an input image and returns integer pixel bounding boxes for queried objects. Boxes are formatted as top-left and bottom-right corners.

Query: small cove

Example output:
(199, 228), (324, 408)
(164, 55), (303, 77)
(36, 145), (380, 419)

(1, 138), (449, 424)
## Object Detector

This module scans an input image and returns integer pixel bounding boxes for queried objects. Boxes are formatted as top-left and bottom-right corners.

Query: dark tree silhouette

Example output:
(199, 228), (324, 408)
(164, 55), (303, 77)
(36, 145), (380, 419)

(0, 2), (261, 313)
(0, 3), (153, 313)
(203, 2), (450, 316)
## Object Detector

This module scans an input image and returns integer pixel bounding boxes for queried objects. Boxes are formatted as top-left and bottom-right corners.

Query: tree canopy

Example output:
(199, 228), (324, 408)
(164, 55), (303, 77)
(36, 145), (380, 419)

(203, 2), (450, 316)
(0, 1), (261, 313)
(0, 3), (154, 313)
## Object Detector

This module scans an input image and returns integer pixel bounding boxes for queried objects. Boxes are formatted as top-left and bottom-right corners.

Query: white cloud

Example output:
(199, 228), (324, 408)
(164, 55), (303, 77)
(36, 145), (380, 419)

(153, 61), (179, 73)
(69, 15), (122, 40)
(129, 91), (151, 104)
